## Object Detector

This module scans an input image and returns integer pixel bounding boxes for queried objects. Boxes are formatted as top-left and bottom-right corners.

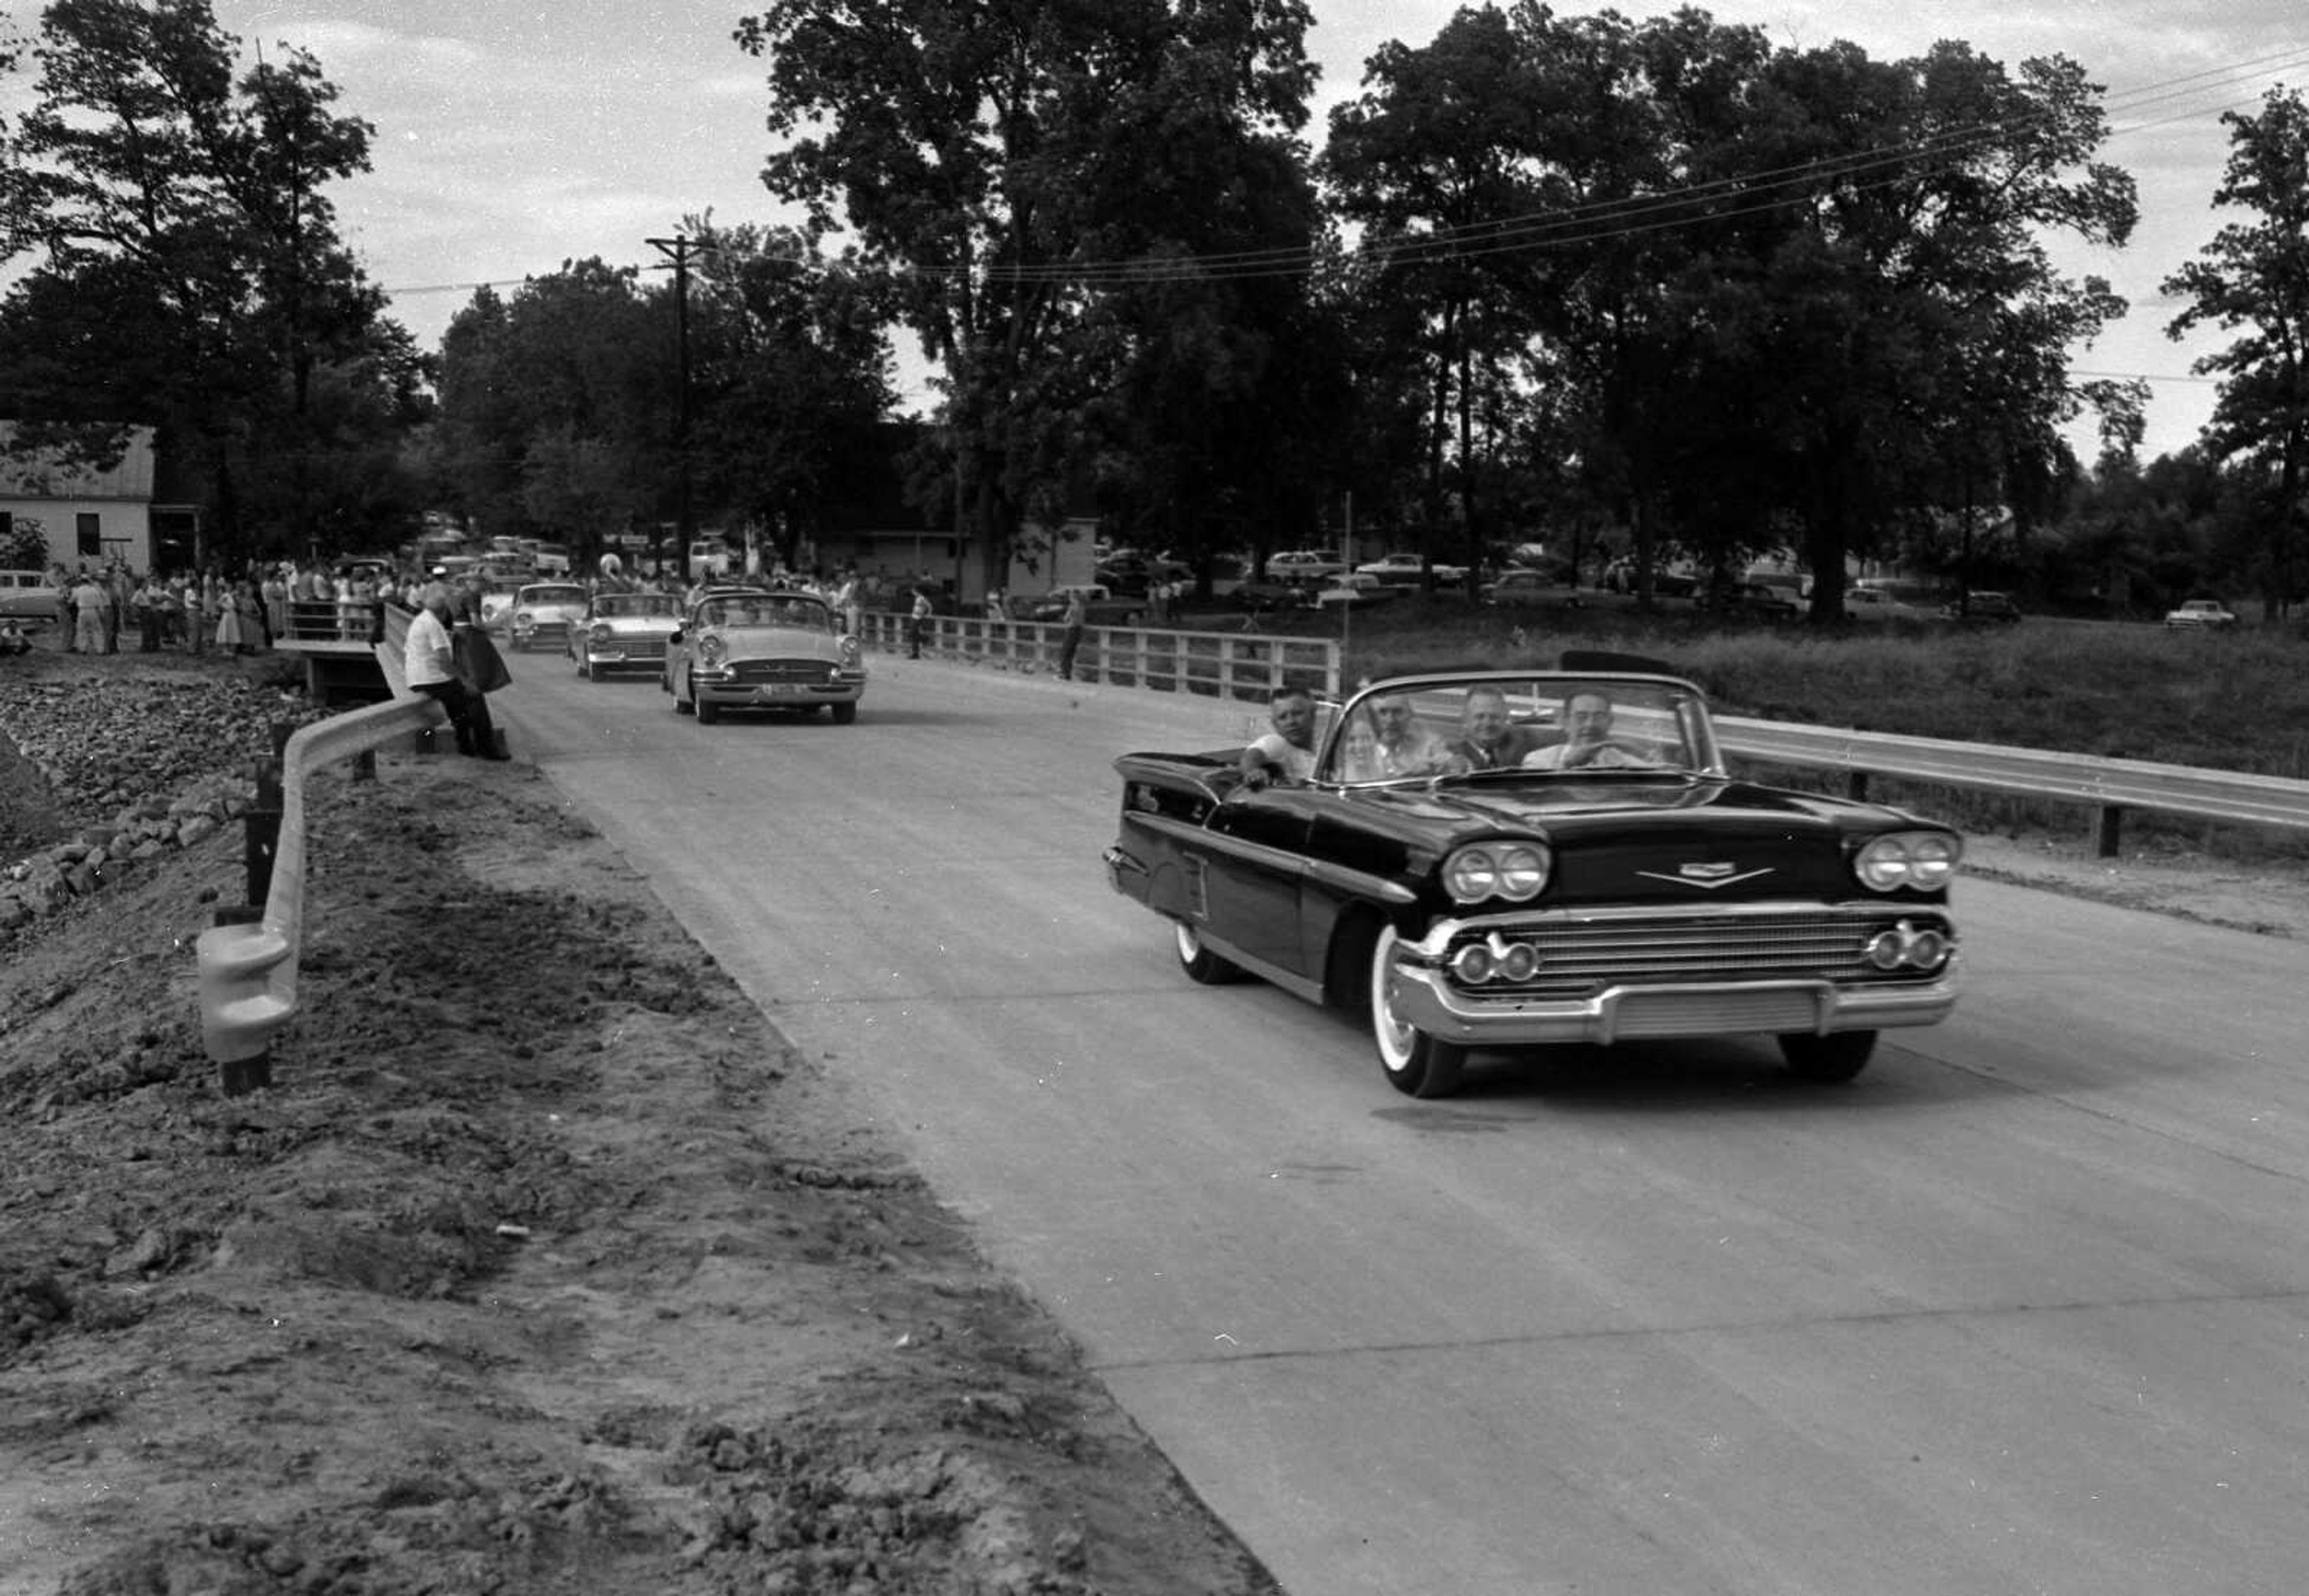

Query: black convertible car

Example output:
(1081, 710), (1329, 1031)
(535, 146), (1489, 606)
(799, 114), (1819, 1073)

(1103, 664), (1961, 1098)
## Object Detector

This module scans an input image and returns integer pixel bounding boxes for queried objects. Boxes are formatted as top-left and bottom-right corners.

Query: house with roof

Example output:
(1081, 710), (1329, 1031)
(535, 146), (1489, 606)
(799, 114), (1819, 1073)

(805, 422), (1097, 602)
(0, 422), (158, 572)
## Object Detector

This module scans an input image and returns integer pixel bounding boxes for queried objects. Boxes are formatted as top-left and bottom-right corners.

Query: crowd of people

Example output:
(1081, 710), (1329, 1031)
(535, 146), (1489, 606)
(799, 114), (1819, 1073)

(5, 559), (417, 657)
(2, 549), (975, 669)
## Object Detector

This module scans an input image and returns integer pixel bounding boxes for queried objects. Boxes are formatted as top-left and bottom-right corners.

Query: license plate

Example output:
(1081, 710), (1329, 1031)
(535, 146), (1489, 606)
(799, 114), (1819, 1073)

(758, 684), (804, 699)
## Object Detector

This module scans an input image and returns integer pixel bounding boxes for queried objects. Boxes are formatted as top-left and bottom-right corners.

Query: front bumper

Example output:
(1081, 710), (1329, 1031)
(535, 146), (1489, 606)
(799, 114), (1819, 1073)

(1382, 901), (1960, 1046)
(691, 668), (866, 707)
(580, 637), (669, 665)
(1385, 960), (1957, 1048)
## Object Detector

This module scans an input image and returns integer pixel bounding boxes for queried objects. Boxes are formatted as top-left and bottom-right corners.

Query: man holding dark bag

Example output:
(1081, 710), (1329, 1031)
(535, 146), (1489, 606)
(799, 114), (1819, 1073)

(407, 586), (508, 760)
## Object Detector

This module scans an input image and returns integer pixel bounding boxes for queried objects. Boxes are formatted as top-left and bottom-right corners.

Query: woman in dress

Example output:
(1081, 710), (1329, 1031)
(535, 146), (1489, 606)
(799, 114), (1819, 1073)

(262, 568), (288, 642)
(213, 575), (246, 653)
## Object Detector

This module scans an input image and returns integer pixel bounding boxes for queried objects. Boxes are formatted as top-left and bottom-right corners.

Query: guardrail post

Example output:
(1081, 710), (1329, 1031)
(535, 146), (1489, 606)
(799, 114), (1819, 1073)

(2096, 805), (2124, 858)
(243, 723), (290, 905)
(206, 904), (274, 1097)
(1846, 771), (1869, 802)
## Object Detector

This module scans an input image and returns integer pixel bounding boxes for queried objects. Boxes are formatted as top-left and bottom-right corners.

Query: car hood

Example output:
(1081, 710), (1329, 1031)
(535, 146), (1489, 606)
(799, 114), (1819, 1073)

(1337, 778), (1929, 904)
(699, 623), (844, 657)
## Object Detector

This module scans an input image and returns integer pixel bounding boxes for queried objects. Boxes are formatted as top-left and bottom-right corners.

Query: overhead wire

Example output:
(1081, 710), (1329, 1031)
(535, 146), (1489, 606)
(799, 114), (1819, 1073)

(371, 45), (2309, 303)
(964, 44), (2309, 286)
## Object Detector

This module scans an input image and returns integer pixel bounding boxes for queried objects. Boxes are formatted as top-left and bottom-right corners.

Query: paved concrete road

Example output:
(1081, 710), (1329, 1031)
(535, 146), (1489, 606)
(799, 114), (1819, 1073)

(497, 656), (2309, 1596)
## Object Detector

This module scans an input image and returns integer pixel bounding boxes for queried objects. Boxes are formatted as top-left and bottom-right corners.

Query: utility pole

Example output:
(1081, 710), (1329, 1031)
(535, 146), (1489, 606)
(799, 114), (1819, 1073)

(648, 235), (699, 582)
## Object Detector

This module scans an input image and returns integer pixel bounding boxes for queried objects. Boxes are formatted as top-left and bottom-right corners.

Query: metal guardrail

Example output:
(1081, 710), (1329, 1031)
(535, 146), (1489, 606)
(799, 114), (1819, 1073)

(862, 609), (1342, 700)
(194, 606), (443, 1093)
(1714, 715), (2309, 854)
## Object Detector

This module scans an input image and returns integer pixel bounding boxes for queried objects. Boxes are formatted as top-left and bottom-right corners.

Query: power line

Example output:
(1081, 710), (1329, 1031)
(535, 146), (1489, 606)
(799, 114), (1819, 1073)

(370, 45), (2309, 302)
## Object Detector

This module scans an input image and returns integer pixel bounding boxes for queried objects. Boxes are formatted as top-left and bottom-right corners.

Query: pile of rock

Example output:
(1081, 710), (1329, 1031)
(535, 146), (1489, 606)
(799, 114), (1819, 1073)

(0, 666), (328, 933)
(0, 777), (251, 932)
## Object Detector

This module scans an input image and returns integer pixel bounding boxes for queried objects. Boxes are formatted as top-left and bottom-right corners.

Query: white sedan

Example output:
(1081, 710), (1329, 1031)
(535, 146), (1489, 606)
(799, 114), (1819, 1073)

(1357, 551), (1468, 586)
(1266, 550), (1347, 582)
(2163, 598), (2239, 630)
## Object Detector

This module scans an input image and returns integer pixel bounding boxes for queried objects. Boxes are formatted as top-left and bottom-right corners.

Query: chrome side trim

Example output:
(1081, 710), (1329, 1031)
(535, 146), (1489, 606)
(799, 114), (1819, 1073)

(1126, 812), (1418, 905)
(1195, 925), (1325, 1005)
(1303, 858), (1418, 906)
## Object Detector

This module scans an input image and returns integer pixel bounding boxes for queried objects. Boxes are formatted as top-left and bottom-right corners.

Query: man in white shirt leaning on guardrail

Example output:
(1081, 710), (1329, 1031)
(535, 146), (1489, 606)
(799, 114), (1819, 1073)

(406, 588), (509, 760)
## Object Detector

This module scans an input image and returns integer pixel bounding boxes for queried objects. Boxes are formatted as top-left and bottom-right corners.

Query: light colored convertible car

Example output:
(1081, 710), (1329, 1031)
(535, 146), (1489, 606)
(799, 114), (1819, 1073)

(568, 589), (681, 679)
(664, 588), (867, 725)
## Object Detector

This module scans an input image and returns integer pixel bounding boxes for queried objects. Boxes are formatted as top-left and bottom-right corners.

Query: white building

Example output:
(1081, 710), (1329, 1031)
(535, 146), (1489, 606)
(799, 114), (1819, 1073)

(0, 422), (157, 572)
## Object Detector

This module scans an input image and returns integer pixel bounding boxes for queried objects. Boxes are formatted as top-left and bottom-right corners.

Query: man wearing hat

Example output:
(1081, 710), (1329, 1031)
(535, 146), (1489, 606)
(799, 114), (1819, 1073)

(405, 586), (507, 760)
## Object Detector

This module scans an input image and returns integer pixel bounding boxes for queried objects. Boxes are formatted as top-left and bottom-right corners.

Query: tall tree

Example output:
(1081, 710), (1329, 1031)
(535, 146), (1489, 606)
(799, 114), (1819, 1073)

(426, 262), (667, 564)
(680, 219), (900, 571)
(1324, 4), (1575, 589)
(0, 0), (403, 560)
(2163, 87), (2309, 622)
(735, 0), (1317, 591)
(1663, 41), (2135, 618)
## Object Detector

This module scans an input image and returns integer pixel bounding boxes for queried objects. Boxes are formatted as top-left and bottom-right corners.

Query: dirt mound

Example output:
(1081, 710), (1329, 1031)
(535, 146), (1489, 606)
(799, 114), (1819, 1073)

(1, 757), (1274, 1596)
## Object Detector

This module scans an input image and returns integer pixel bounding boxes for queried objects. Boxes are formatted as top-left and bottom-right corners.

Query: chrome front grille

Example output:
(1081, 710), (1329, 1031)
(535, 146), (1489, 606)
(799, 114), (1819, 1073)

(727, 659), (836, 685)
(1446, 909), (1950, 999)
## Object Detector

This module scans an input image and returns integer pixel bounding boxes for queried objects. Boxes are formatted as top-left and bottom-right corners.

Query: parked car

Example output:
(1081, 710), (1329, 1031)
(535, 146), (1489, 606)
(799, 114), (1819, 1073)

(1025, 583), (1148, 625)
(504, 582), (590, 652)
(1844, 585), (1923, 621)
(1097, 554), (1191, 595)
(1697, 581), (1800, 622)
(1938, 590), (2022, 624)
(568, 589), (683, 679)
(1311, 571), (1397, 609)
(1103, 663), (1961, 1098)
(1357, 551), (1470, 588)
(1479, 568), (1577, 607)
(663, 587), (867, 725)
(0, 569), (62, 625)
(1228, 577), (1316, 616)
(1600, 559), (1699, 600)
(1266, 550), (1348, 583)
(2164, 598), (2239, 630)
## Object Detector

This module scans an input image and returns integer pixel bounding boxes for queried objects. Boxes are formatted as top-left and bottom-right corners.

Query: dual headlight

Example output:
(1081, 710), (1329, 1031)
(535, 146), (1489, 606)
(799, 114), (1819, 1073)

(1443, 841), (1551, 904)
(1853, 830), (1961, 892)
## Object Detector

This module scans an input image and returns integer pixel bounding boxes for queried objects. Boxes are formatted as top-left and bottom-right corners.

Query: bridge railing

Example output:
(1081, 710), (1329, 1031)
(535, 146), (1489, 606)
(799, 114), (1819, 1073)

(860, 609), (1341, 701)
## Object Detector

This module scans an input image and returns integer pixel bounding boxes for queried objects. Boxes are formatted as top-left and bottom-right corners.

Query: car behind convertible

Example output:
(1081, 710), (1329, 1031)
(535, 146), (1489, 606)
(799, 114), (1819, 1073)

(664, 587), (867, 725)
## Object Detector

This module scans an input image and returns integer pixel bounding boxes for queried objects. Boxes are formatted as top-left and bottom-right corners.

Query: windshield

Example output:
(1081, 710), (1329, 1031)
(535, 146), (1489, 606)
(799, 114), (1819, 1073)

(698, 595), (831, 630)
(596, 593), (679, 619)
(521, 586), (586, 605)
(1317, 677), (1711, 783)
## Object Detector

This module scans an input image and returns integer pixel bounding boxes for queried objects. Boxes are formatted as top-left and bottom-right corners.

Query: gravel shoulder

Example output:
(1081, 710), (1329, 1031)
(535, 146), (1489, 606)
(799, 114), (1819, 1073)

(3, 644), (2303, 1595)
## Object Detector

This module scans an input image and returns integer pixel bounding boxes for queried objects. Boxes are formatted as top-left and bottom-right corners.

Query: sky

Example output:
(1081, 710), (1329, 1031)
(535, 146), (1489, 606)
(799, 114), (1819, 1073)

(158, 1), (2309, 461)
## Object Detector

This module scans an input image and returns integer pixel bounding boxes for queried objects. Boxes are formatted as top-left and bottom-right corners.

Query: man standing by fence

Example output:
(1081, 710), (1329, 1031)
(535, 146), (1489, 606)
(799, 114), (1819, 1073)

(1056, 588), (1088, 681)
(909, 587), (931, 658)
